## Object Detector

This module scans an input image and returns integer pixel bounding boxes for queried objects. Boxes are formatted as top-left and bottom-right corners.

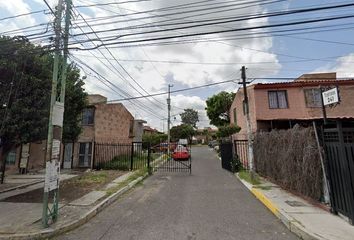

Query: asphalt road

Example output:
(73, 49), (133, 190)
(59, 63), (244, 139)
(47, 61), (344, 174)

(56, 146), (298, 240)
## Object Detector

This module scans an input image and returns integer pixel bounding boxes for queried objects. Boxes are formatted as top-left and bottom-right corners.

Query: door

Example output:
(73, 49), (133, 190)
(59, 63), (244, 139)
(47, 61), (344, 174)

(79, 142), (92, 168)
(63, 143), (73, 169)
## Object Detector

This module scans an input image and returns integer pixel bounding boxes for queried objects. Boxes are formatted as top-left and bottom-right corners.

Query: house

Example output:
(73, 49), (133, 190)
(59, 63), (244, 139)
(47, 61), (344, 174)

(143, 126), (160, 135)
(133, 120), (147, 142)
(194, 127), (217, 144)
(62, 94), (135, 169)
(230, 72), (354, 140)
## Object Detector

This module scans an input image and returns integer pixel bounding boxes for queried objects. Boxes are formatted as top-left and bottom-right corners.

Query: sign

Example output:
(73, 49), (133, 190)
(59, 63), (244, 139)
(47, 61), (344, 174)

(322, 88), (339, 106)
(52, 139), (61, 161)
(52, 101), (64, 127)
(20, 144), (30, 169)
(44, 160), (60, 192)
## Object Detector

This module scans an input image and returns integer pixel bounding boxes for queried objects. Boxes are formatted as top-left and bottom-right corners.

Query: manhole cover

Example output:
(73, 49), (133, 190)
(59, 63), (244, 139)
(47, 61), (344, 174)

(285, 200), (306, 207)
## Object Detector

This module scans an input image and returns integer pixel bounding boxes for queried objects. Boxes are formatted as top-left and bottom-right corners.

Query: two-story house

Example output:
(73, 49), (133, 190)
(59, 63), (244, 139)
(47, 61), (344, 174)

(62, 94), (135, 169)
(230, 72), (354, 140)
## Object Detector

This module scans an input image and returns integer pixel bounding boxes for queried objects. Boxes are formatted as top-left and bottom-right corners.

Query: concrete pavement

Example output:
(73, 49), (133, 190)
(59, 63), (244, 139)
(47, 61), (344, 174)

(56, 146), (298, 240)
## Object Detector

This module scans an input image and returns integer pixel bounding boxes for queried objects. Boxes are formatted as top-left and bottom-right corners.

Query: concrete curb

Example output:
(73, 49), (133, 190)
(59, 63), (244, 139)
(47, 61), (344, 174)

(0, 172), (149, 240)
(235, 173), (322, 240)
(0, 180), (44, 194)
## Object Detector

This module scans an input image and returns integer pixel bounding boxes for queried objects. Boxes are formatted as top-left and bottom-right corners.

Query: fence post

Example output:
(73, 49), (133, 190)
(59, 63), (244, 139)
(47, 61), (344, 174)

(130, 142), (134, 171)
(147, 142), (151, 175)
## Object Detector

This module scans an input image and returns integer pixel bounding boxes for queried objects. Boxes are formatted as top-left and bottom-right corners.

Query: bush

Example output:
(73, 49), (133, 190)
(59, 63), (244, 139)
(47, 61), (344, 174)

(230, 155), (242, 173)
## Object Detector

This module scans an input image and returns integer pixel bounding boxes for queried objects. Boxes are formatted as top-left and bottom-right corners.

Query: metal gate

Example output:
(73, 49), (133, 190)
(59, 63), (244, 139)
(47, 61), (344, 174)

(234, 140), (249, 170)
(220, 142), (233, 172)
(323, 121), (354, 224)
(151, 143), (191, 173)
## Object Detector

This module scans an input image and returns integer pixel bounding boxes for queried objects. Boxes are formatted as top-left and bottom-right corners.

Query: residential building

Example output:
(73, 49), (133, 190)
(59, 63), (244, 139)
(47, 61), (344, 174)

(63, 94), (135, 169)
(230, 72), (354, 140)
(143, 126), (160, 135)
(194, 127), (217, 144)
(133, 120), (147, 142)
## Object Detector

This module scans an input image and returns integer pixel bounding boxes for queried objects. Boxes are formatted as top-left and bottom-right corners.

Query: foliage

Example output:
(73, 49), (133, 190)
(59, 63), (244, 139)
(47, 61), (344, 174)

(230, 155), (242, 173)
(180, 108), (199, 128)
(216, 124), (240, 138)
(0, 36), (87, 148)
(142, 132), (168, 148)
(205, 91), (236, 126)
(170, 124), (195, 141)
(253, 125), (323, 201)
(239, 170), (261, 185)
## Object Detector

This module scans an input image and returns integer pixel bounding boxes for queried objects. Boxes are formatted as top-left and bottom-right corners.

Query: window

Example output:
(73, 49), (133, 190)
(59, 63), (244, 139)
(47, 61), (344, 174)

(304, 89), (322, 108)
(268, 90), (288, 109)
(82, 108), (94, 125)
(233, 108), (237, 125)
(6, 150), (16, 165)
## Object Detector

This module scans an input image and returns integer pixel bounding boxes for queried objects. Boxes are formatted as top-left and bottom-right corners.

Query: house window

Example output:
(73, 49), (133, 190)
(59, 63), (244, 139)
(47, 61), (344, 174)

(79, 142), (92, 167)
(82, 108), (94, 125)
(304, 89), (322, 108)
(233, 108), (237, 125)
(268, 90), (288, 109)
(5, 150), (16, 165)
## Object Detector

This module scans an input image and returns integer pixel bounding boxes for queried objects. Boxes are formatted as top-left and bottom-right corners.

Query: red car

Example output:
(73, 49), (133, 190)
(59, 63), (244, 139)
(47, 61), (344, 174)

(172, 145), (190, 161)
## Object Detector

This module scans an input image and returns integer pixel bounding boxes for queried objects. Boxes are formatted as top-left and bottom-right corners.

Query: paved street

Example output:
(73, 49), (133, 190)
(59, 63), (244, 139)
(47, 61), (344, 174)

(56, 146), (298, 240)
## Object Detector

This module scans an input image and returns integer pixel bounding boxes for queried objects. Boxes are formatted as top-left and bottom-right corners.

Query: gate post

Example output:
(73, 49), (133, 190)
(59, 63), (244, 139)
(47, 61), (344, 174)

(130, 142), (134, 171)
(147, 142), (151, 175)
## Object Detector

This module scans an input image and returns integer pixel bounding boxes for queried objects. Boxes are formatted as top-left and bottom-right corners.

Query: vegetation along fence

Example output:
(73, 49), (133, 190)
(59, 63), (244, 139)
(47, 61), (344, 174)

(233, 140), (249, 170)
(253, 125), (323, 201)
(93, 142), (151, 171)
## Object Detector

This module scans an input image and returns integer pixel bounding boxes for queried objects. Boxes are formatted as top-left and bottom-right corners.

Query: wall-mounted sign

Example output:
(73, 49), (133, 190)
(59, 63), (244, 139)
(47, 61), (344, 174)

(20, 144), (30, 169)
(322, 88), (339, 106)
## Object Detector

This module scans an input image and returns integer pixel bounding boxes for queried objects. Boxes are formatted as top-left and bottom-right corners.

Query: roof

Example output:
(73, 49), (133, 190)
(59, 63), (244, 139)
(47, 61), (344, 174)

(253, 79), (354, 89)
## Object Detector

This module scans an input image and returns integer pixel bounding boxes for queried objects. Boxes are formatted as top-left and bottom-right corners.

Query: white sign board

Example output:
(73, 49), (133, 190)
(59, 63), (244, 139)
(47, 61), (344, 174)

(44, 160), (60, 192)
(52, 101), (64, 127)
(20, 143), (30, 168)
(322, 88), (339, 106)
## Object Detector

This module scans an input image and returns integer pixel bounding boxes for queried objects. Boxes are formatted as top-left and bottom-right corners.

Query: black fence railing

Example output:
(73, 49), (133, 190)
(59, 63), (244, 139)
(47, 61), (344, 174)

(94, 142), (150, 171)
(234, 140), (249, 170)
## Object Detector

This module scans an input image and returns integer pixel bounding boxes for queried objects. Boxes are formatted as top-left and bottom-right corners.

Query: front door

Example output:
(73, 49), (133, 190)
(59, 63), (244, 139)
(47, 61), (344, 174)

(63, 143), (73, 169)
(79, 142), (92, 168)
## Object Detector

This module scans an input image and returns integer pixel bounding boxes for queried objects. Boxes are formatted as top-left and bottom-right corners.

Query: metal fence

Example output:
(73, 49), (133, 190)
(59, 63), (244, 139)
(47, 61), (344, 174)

(323, 122), (354, 224)
(93, 142), (150, 171)
(234, 140), (249, 170)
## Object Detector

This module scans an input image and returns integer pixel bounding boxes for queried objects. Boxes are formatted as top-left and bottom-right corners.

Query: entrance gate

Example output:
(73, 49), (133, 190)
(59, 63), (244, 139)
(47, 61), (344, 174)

(151, 143), (191, 174)
(323, 121), (354, 224)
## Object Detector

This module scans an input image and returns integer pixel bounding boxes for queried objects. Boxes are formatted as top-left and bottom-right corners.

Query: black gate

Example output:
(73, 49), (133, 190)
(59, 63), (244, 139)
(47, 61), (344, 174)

(323, 121), (354, 224)
(220, 142), (233, 172)
(234, 140), (249, 170)
(151, 143), (191, 173)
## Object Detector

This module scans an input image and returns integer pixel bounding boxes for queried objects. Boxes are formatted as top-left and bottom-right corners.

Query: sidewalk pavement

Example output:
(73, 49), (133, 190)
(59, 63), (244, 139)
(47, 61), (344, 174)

(0, 170), (148, 240)
(237, 173), (354, 240)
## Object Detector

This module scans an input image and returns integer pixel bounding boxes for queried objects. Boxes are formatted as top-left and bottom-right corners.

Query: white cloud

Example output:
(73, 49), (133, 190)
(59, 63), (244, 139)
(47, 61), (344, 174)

(314, 53), (354, 78)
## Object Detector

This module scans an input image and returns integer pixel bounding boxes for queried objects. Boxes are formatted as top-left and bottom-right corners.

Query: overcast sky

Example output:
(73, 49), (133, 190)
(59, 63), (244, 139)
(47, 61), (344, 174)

(1, 0), (354, 131)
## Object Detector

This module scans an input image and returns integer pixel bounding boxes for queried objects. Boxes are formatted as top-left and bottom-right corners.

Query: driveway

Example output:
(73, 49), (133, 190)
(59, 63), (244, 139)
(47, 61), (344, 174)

(56, 146), (298, 240)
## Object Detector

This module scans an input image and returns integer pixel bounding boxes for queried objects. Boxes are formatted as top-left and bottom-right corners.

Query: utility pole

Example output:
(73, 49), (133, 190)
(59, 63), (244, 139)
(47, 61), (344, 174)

(241, 66), (255, 178)
(42, 0), (72, 227)
(167, 84), (173, 158)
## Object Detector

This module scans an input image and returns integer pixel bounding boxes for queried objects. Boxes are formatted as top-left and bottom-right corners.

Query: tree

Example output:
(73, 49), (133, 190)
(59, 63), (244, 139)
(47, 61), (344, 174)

(216, 124), (240, 138)
(170, 124), (195, 141)
(205, 91), (236, 126)
(142, 132), (168, 148)
(180, 108), (199, 128)
(0, 36), (87, 180)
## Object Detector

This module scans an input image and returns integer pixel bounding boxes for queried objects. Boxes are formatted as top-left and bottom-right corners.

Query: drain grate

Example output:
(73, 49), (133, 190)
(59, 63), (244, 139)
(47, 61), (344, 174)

(285, 200), (306, 207)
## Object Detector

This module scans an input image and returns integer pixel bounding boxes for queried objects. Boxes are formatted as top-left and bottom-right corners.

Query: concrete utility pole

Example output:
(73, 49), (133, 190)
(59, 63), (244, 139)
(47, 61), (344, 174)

(42, 0), (72, 227)
(167, 84), (173, 157)
(241, 66), (255, 178)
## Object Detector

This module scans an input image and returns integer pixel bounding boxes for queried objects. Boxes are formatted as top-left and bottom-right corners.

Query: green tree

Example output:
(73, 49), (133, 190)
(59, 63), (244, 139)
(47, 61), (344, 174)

(170, 124), (195, 141)
(0, 36), (87, 169)
(180, 108), (199, 128)
(205, 91), (236, 126)
(142, 133), (168, 148)
(216, 124), (240, 138)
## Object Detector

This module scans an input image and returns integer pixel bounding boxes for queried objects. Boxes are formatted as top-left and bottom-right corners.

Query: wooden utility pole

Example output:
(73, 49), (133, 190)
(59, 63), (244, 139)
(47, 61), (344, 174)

(241, 66), (255, 178)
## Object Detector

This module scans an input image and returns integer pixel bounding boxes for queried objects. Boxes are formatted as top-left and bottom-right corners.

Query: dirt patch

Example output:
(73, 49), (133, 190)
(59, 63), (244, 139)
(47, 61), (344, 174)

(1, 170), (125, 204)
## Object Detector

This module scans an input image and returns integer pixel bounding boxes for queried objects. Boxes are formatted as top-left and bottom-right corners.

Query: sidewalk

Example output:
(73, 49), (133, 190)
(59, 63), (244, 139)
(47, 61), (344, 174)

(0, 170), (148, 240)
(237, 173), (354, 240)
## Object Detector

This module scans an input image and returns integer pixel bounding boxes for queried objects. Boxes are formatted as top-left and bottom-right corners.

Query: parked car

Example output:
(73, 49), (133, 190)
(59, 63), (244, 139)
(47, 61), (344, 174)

(208, 140), (218, 148)
(172, 145), (190, 161)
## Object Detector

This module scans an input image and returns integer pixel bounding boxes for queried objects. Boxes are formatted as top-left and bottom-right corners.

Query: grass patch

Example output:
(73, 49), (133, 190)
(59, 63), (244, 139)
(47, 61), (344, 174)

(238, 170), (261, 185)
(75, 172), (108, 185)
(106, 168), (148, 196)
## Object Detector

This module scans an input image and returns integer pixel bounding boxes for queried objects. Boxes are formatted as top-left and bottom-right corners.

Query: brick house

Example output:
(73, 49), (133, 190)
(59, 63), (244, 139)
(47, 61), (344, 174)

(62, 94), (135, 169)
(230, 72), (354, 140)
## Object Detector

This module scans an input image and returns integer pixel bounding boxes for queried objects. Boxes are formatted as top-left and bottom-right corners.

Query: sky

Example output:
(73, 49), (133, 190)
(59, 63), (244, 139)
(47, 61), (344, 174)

(1, 0), (354, 132)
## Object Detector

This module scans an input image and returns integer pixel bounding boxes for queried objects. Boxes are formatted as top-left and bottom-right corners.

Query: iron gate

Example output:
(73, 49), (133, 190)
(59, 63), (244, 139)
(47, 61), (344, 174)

(220, 142), (233, 172)
(234, 140), (249, 170)
(151, 143), (191, 173)
(323, 121), (354, 224)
